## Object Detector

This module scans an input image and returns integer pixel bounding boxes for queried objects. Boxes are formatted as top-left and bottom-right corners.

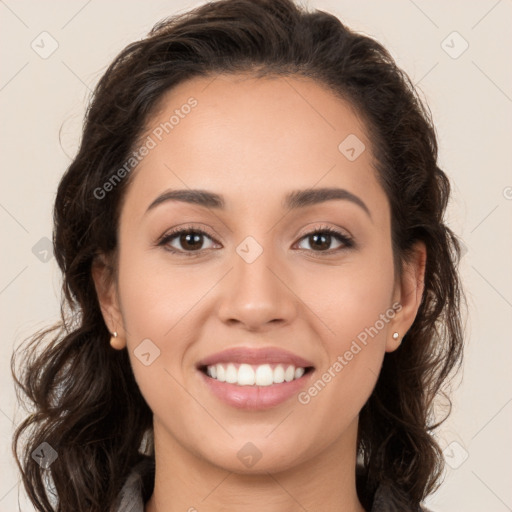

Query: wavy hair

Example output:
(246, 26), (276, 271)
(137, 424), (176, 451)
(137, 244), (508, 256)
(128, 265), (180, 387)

(12, 0), (465, 510)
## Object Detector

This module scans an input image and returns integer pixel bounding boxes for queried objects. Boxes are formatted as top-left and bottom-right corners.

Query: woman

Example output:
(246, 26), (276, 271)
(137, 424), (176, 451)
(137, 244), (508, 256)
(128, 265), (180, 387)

(12, 0), (464, 510)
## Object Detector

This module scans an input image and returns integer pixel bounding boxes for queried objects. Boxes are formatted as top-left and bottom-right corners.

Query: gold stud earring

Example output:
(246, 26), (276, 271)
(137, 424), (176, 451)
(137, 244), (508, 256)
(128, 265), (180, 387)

(110, 331), (123, 350)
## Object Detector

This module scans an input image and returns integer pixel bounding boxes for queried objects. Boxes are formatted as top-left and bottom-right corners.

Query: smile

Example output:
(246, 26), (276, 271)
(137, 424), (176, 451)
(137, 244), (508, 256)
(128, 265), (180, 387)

(200, 362), (312, 386)
(195, 346), (316, 409)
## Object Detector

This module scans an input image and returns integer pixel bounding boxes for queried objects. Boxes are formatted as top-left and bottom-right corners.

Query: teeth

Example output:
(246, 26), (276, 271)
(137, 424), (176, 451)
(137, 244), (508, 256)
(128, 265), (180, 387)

(216, 364), (226, 382)
(225, 363), (238, 384)
(273, 365), (285, 383)
(205, 363), (308, 386)
(294, 367), (305, 379)
(255, 364), (273, 386)
(238, 364), (255, 385)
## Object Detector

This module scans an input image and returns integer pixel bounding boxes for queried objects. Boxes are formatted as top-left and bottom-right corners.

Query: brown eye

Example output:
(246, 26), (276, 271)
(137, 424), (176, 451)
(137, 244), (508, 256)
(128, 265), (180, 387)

(296, 228), (353, 252)
(159, 228), (217, 255)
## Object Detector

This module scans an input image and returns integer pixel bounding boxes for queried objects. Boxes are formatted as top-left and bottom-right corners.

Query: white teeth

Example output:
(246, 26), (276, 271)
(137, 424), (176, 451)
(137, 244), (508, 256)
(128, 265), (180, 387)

(273, 365), (285, 383)
(284, 365), (295, 382)
(225, 363), (238, 384)
(255, 364), (273, 386)
(204, 363), (308, 386)
(216, 364), (226, 382)
(238, 364), (255, 385)
(209, 365), (217, 379)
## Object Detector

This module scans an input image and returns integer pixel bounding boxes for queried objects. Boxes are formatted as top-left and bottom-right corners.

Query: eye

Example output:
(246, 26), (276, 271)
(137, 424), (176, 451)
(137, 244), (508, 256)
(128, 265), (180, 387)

(158, 226), (218, 255)
(295, 225), (354, 253)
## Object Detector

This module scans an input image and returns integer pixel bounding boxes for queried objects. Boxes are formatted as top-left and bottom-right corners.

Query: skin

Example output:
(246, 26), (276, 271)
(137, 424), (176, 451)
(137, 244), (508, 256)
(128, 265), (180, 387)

(93, 73), (426, 512)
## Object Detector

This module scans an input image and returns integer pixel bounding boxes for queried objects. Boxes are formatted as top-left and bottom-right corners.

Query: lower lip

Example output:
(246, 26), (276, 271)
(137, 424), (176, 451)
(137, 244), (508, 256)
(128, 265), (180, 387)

(198, 369), (314, 410)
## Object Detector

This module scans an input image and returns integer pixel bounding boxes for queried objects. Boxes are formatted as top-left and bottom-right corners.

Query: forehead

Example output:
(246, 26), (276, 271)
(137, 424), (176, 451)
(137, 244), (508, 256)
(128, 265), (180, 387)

(121, 73), (387, 222)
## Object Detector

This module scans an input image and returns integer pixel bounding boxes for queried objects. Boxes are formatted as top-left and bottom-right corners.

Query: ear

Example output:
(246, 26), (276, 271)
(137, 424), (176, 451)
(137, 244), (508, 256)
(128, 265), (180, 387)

(91, 253), (127, 350)
(386, 241), (427, 352)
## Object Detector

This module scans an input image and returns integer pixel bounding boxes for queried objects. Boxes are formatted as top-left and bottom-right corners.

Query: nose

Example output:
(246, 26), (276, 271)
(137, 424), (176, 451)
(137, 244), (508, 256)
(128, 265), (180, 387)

(216, 238), (298, 331)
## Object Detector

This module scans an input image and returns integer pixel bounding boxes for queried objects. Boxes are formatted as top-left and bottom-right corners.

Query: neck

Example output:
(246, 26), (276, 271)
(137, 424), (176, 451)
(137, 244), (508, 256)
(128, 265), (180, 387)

(145, 416), (367, 512)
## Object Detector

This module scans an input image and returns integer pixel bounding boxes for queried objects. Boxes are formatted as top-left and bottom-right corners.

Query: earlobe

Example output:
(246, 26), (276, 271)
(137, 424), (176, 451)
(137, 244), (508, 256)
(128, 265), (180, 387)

(91, 254), (127, 350)
(386, 241), (427, 352)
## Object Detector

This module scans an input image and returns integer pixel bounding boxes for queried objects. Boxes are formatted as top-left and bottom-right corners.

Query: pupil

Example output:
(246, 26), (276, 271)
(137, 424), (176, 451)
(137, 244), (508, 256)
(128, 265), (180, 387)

(182, 232), (202, 250)
(311, 233), (330, 250)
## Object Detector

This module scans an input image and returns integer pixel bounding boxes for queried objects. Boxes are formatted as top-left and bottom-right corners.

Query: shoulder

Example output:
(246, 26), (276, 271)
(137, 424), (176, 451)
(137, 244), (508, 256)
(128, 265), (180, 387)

(114, 456), (155, 512)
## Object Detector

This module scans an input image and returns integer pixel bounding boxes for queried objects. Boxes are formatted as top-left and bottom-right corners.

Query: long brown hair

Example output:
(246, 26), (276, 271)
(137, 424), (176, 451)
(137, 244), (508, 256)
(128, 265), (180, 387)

(12, 0), (465, 510)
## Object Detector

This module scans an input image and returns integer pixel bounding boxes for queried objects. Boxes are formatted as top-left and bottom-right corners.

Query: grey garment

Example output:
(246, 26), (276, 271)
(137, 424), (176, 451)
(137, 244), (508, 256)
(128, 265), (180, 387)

(114, 457), (433, 512)
(113, 458), (150, 512)
(371, 485), (433, 512)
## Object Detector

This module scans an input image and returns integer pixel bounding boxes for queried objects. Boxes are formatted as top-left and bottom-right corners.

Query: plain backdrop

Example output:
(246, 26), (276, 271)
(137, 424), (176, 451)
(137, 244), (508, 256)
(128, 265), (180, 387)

(1, 1), (511, 510)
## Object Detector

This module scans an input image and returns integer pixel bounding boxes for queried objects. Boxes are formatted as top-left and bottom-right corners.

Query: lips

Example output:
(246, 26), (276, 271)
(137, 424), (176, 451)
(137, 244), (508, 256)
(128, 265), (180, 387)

(195, 346), (315, 369)
(195, 347), (316, 409)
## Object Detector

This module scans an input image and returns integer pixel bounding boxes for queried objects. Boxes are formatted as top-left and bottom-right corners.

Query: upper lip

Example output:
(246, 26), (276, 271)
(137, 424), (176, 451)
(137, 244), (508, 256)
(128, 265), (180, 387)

(196, 347), (315, 369)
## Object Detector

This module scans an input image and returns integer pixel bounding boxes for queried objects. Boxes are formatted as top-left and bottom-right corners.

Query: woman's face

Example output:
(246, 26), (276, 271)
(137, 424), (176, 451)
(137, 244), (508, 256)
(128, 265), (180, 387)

(96, 73), (422, 473)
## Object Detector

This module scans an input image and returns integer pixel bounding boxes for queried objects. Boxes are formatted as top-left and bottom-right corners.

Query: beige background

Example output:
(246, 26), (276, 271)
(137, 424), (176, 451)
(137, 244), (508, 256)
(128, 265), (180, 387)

(1, 1), (511, 510)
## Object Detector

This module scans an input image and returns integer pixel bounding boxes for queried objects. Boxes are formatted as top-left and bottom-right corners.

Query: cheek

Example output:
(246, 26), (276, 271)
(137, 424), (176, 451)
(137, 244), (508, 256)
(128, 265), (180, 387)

(293, 248), (395, 409)
(116, 255), (199, 427)
(117, 244), (202, 338)
(295, 247), (395, 340)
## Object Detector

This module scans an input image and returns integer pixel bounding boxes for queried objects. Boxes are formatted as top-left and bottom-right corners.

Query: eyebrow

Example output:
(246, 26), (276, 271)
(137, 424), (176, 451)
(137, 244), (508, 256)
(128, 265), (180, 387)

(145, 187), (371, 219)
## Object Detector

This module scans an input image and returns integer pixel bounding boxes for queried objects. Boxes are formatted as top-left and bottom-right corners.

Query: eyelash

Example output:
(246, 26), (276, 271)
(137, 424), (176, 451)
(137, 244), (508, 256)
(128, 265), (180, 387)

(156, 224), (354, 258)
